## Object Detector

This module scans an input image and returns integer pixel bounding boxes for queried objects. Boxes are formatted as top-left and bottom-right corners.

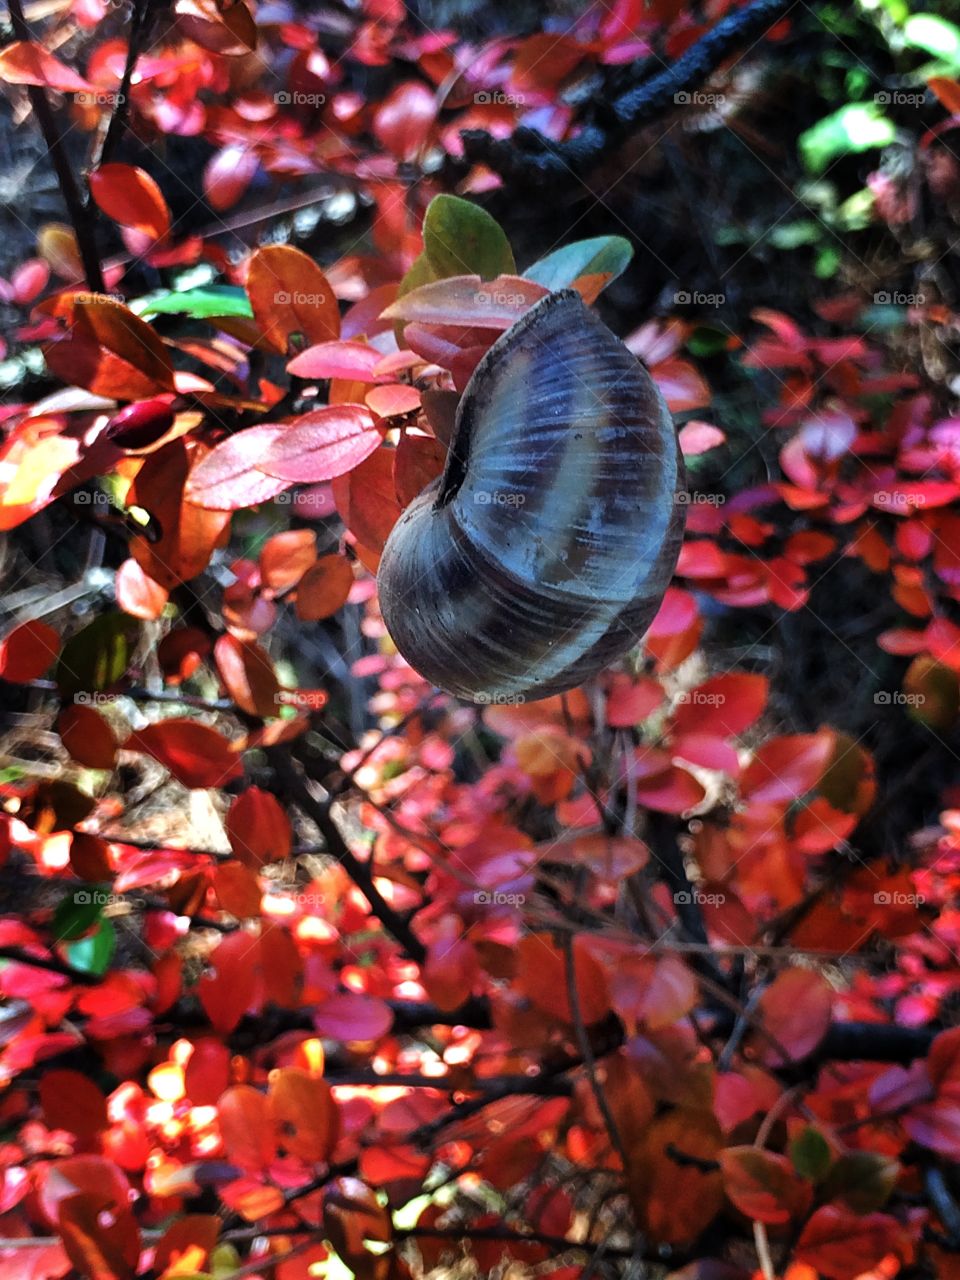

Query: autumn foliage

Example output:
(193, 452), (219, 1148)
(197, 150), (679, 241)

(3, 1), (960, 1278)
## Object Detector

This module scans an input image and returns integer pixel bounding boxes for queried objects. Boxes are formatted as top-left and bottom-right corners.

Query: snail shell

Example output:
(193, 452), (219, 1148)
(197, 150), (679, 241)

(377, 288), (686, 703)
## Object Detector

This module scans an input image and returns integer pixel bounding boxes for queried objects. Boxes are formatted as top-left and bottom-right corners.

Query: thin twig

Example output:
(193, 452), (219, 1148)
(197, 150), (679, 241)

(562, 933), (629, 1169)
(97, 0), (150, 166)
(6, 0), (104, 291)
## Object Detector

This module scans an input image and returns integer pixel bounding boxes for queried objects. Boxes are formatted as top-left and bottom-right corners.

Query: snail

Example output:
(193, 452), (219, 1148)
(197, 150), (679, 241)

(377, 288), (686, 703)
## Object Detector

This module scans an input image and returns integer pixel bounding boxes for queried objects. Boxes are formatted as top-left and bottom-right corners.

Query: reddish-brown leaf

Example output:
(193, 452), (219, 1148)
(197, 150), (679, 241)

(295, 554), (354, 621)
(0, 619), (59, 682)
(57, 703), (118, 770)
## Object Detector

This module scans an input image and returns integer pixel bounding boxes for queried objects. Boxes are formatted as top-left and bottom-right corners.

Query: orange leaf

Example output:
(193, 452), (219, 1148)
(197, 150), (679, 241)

(214, 635), (281, 718)
(0, 40), (93, 91)
(628, 1108), (723, 1247)
(217, 1085), (275, 1171)
(247, 246), (340, 355)
(41, 294), (174, 399)
(268, 1067), (340, 1164)
(295, 554), (354, 621)
(89, 164), (171, 240)
(259, 529), (317, 592)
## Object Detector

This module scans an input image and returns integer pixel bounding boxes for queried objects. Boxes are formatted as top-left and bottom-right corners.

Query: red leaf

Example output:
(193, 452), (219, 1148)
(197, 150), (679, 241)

(740, 731), (834, 805)
(225, 787), (292, 867)
(0, 619), (59, 682)
(287, 340), (383, 381)
(259, 406), (383, 484)
(58, 1190), (139, 1280)
(312, 992), (393, 1043)
(260, 529), (317, 592)
(39, 1071), (108, 1142)
(203, 144), (258, 212)
(89, 164), (171, 240)
(199, 932), (260, 1035)
(184, 424), (290, 510)
(125, 719), (243, 789)
(57, 703), (117, 770)
(755, 968), (833, 1066)
(372, 81), (437, 161)
(673, 673), (768, 738)
(796, 1205), (914, 1280)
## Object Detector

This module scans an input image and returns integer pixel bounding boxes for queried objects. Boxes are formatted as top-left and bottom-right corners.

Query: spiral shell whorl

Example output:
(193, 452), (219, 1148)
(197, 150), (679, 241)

(377, 289), (686, 703)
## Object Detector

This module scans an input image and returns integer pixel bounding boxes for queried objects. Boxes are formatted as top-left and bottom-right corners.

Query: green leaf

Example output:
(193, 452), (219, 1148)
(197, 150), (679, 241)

(422, 194), (515, 281)
(799, 104), (896, 174)
(53, 885), (107, 941)
(55, 612), (138, 697)
(789, 1126), (833, 1182)
(66, 918), (116, 976)
(819, 1152), (900, 1213)
(137, 285), (254, 321)
(903, 14), (960, 69)
(524, 235), (633, 292)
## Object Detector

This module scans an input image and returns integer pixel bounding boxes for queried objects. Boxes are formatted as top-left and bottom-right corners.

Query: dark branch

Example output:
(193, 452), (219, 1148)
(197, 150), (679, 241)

(460, 0), (800, 181)
(6, 0), (105, 291)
